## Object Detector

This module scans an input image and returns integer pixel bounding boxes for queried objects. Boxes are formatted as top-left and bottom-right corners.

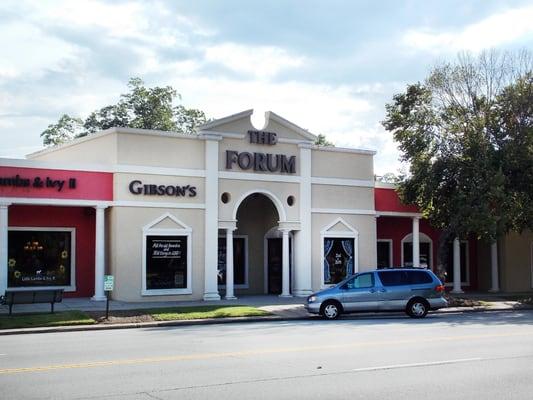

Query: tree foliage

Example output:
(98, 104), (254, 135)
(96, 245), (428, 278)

(41, 78), (208, 145)
(382, 51), (532, 245)
(315, 134), (334, 146)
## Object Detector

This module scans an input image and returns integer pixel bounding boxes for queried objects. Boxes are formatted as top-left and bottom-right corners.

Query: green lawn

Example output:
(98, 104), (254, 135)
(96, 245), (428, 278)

(0, 310), (95, 330)
(145, 305), (271, 321)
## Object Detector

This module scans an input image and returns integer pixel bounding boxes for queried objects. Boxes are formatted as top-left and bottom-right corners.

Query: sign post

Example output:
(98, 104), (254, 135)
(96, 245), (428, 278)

(104, 275), (114, 319)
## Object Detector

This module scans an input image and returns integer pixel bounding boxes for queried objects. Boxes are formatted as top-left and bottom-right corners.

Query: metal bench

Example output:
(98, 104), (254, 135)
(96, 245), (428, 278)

(2, 289), (64, 315)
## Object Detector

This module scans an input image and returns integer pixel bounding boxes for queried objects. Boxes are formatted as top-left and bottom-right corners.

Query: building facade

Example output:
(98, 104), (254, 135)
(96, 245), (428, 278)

(0, 110), (531, 301)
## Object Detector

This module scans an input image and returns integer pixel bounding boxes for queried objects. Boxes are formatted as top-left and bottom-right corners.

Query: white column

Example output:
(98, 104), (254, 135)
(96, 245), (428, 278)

(225, 228), (237, 300)
(489, 241), (500, 292)
(294, 144), (313, 296)
(412, 217), (420, 269)
(280, 229), (291, 297)
(203, 134), (221, 301)
(0, 204), (9, 297)
(451, 237), (463, 293)
(91, 205), (107, 301)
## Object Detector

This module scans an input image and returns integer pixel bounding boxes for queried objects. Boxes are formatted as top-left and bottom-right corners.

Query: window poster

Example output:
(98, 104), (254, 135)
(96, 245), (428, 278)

(8, 230), (72, 288)
(146, 235), (188, 290)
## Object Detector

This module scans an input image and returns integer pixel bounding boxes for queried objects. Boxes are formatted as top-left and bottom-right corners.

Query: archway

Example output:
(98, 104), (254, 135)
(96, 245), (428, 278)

(220, 192), (287, 295)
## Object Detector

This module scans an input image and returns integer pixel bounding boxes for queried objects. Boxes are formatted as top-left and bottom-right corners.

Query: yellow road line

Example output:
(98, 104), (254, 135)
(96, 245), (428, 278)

(1, 331), (531, 375)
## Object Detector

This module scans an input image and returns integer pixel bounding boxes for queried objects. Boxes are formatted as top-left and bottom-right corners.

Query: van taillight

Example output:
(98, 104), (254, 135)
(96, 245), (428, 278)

(435, 285), (445, 292)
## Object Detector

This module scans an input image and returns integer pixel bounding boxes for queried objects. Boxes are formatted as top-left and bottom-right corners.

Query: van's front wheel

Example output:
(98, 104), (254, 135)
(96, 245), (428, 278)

(321, 301), (342, 320)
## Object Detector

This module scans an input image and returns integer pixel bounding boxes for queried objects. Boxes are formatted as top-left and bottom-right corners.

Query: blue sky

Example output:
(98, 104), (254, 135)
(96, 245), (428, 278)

(0, 0), (532, 174)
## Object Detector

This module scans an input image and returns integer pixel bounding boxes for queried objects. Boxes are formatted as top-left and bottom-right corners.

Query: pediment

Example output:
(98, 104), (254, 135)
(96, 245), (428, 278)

(199, 109), (317, 142)
(321, 218), (359, 235)
(143, 213), (191, 232)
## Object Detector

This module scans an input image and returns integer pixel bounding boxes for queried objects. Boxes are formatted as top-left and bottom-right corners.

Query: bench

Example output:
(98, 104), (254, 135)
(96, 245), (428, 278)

(2, 289), (64, 315)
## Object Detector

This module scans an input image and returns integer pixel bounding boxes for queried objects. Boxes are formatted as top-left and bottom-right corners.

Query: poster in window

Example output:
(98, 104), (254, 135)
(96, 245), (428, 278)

(146, 235), (188, 290)
(8, 230), (72, 288)
(324, 237), (354, 285)
(217, 237), (245, 286)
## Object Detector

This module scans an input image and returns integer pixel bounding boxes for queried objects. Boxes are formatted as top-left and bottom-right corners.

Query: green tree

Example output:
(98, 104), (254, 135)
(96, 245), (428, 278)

(40, 114), (84, 146)
(315, 134), (334, 146)
(42, 78), (208, 145)
(382, 51), (532, 271)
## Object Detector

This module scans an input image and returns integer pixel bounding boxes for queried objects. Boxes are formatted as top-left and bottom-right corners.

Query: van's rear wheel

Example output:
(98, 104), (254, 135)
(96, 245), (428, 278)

(321, 301), (341, 320)
(406, 298), (429, 318)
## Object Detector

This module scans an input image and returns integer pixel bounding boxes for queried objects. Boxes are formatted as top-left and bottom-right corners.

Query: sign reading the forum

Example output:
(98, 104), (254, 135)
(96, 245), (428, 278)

(225, 130), (296, 174)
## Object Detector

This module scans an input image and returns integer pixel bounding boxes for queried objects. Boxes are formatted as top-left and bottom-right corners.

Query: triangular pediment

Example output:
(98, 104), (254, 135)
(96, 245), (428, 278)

(321, 218), (359, 235)
(143, 213), (191, 232)
(199, 109), (317, 142)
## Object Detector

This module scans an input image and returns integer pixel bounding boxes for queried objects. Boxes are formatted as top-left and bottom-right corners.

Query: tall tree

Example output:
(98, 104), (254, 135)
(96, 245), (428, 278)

(42, 78), (208, 145)
(382, 50), (532, 269)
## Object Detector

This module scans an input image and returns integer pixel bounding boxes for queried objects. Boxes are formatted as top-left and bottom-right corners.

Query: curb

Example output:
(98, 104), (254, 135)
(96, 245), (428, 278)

(1, 305), (533, 336)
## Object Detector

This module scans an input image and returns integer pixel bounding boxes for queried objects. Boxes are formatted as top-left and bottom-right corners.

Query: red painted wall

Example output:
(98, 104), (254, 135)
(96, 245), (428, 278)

(8, 205), (95, 297)
(377, 217), (477, 289)
(0, 166), (113, 200)
(375, 188), (418, 212)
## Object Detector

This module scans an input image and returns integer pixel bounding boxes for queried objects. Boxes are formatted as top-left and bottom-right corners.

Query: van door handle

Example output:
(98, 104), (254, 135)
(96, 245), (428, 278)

(379, 289), (386, 292)
(369, 289), (376, 293)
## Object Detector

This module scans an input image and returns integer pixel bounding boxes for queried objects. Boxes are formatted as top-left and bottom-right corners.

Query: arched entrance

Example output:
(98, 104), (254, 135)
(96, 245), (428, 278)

(219, 191), (292, 298)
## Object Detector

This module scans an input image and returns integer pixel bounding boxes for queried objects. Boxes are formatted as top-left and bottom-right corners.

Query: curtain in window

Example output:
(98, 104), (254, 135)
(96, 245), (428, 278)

(342, 239), (354, 276)
(323, 238), (334, 283)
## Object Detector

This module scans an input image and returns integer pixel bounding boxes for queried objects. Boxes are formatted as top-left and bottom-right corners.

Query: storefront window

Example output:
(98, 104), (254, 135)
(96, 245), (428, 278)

(145, 235), (188, 290)
(377, 241), (392, 269)
(403, 242), (431, 269)
(324, 237), (354, 285)
(217, 237), (246, 286)
(8, 229), (73, 288)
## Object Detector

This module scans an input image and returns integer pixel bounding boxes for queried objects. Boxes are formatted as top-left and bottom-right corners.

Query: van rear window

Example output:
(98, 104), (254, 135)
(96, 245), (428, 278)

(408, 271), (433, 284)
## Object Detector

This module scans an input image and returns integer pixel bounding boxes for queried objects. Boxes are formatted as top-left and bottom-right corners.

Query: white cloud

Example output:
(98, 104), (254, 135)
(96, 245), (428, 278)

(204, 43), (305, 79)
(403, 5), (533, 53)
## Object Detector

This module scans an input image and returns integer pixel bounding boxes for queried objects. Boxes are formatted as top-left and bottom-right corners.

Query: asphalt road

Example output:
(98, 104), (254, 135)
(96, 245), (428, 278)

(1, 310), (533, 400)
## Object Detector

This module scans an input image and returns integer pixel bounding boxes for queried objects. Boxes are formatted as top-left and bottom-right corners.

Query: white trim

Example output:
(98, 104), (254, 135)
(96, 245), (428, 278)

(0, 197), (111, 208)
(114, 201), (205, 209)
(219, 171), (301, 183)
(232, 189), (287, 222)
(7, 227), (76, 292)
(198, 109), (254, 131)
(400, 232), (433, 270)
(377, 211), (423, 218)
(277, 138), (314, 145)
(320, 218), (359, 288)
(312, 208), (376, 216)
(115, 165), (206, 177)
(199, 131), (245, 139)
(311, 177), (374, 187)
(266, 111), (318, 141)
(141, 213), (192, 296)
(0, 157), (208, 177)
(218, 234), (249, 290)
(263, 227), (295, 294)
(311, 145), (376, 156)
(377, 239), (393, 268)
(375, 182), (398, 189)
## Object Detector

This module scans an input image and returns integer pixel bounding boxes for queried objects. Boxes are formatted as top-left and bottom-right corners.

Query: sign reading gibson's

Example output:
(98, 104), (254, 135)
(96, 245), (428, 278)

(129, 180), (197, 197)
(225, 130), (296, 174)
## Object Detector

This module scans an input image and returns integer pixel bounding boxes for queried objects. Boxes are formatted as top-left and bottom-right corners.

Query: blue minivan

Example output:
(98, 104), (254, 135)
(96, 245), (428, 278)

(305, 268), (448, 319)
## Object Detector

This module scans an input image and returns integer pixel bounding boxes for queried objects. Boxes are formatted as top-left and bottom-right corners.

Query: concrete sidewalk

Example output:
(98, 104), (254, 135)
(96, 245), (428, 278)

(1, 293), (532, 336)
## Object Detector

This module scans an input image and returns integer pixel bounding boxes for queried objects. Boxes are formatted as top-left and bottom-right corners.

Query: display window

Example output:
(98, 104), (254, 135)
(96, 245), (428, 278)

(323, 237), (355, 285)
(8, 228), (75, 290)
